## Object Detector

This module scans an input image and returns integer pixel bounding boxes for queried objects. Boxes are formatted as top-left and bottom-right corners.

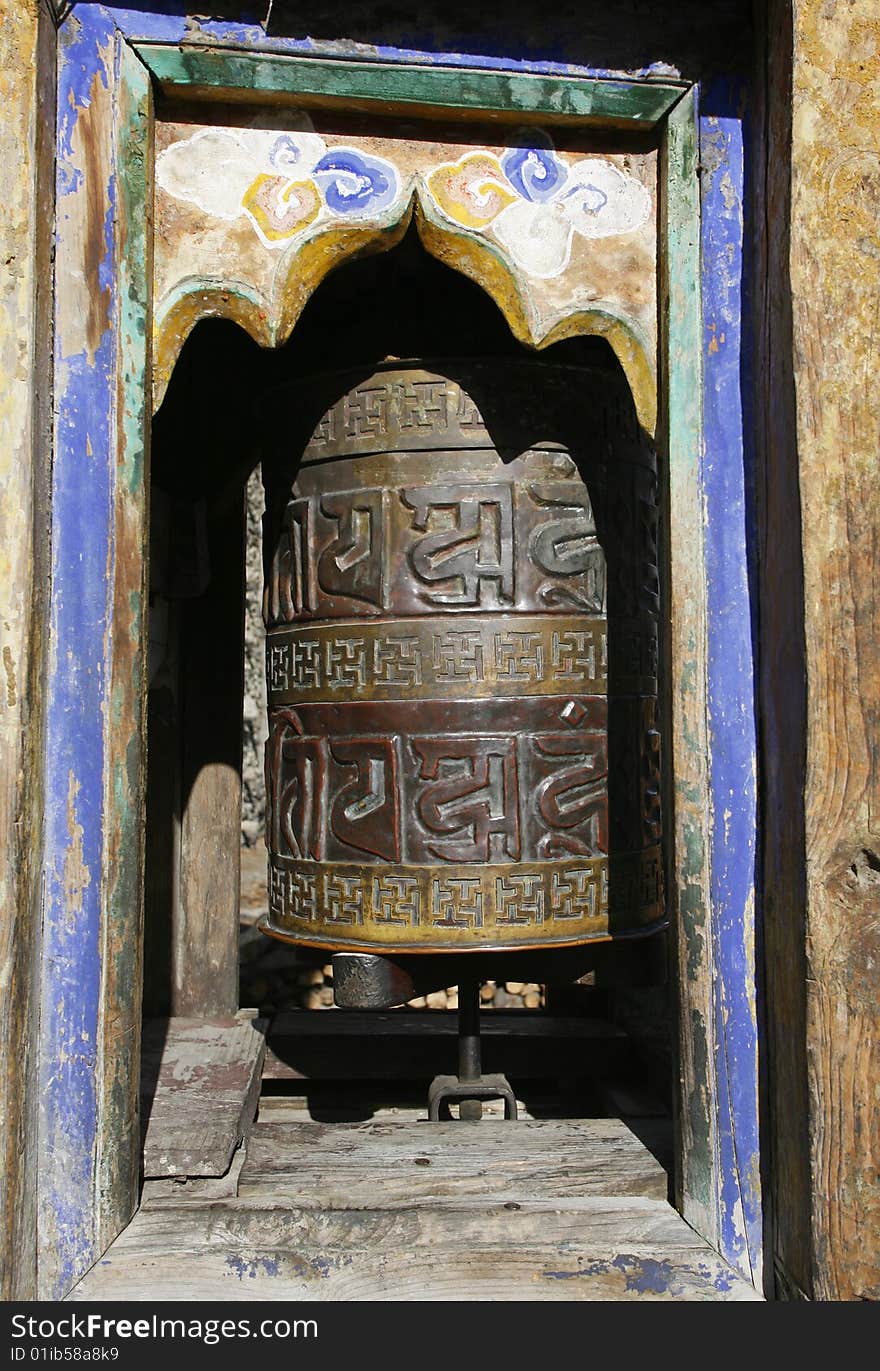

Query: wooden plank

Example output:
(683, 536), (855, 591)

(263, 1012), (628, 1082)
(659, 88), (718, 1251)
(142, 678), (179, 1016)
(69, 1243), (760, 1301)
(238, 1119), (667, 1203)
(135, 44), (686, 127)
(0, 0), (54, 1302)
(140, 1147), (247, 1209)
(76, 1196), (721, 1248)
(174, 1195), (696, 1243)
(141, 1015), (267, 1177)
(70, 1196), (759, 1301)
(698, 81), (762, 1284)
(40, 8), (147, 1300)
(754, 0), (812, 1302)
(175, 491), (245, 1017)
(784, 0), (880, 1302)
(96, 33), (154, 1263)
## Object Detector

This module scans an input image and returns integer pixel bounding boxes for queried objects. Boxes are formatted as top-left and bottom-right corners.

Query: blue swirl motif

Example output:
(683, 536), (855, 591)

(564, 182), (609, 215)
(501, 145), (567, 203)
(312, 149), (399, 215)
(269, 134), (308, 175)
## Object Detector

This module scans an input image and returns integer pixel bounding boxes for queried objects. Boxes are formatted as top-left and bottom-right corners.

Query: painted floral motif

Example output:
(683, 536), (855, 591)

(312, 149), (398, 215)
(501, 138), (568, 203)
(156, 121), (651, 277)
(242, 176), (322, 243)
(156, 122), (401, 251)
(424, 132), (651, 278)
(425, 153), (517, 229)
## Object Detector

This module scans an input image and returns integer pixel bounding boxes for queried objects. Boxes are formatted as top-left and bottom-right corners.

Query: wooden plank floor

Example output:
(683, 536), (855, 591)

(71, 1115), (760, 1301)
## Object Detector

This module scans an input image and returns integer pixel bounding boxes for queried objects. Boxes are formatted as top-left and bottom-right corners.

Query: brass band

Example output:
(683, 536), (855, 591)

(264, 847), (662, 953)
(262, 361), (657, 472)
(267, 614), (609, 703)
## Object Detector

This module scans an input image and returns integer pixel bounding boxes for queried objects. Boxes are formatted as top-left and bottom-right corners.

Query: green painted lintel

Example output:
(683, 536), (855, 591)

(133, 43), (687, 127)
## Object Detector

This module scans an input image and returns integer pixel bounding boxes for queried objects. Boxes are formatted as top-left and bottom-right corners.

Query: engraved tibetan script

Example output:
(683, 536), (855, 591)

(403, 484), (515, 608)
(411, 736), (520, 864)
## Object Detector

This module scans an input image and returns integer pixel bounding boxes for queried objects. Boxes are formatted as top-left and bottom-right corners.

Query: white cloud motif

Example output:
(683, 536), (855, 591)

(156, 129), (260, 220)
(155, 121), (328, 222)
(493, 199), (573, 278)
(234, 125), (327, 176)
(561, 160), (651, 240)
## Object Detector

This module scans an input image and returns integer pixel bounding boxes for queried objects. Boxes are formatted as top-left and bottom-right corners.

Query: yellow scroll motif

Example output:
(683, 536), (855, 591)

(425, 153), (517, 230)
(241, 175), (321, 244)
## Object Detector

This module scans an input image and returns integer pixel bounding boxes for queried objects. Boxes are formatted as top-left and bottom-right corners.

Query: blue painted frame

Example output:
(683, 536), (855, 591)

(42, 1), (762, 1296)
(699, 81), (762, 1282)
(42, 7), (121, 1298)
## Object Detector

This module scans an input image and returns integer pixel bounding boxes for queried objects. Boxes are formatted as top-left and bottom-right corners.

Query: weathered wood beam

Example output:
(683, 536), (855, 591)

(238, 1117), (669, 1203)
(786, 0), (880, 1302)
(0, 0), (55, 1303)
(175, 490), (246, 1019)
(68, 1190), (761, 1301)
(755, 0), (812, 1302)
(140, 1014), (267, 1178)
(135, 43), (687, 127)
(659, 87), (719, 1251)
(699, 78), (762, 1285)
(39, 13), (152, 1297)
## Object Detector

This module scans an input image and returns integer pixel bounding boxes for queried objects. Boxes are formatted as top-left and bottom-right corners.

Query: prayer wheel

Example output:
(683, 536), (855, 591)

(260, 359), (662, 954)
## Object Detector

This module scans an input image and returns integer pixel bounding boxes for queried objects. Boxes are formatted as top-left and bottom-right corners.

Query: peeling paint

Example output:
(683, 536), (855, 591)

(700, 80), (762, 1285)
(39, 5), (118, 1300)
(62, 771), (92, 916)
(540, 1251), (753, 1298)
(2, 645), (16, 706)
(99, 3), (685, 82)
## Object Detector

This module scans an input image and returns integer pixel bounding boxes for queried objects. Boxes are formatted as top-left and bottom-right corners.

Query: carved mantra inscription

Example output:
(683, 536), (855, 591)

(266, 698), (609, 868)
(261, 362), (662, 952)
(289, 369), (653, 466)
(266, 480), (605, 624)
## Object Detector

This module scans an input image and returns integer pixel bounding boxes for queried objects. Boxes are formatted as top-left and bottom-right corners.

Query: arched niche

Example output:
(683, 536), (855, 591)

(145, 220), (659, 1017)
(151, 121), (658, 432)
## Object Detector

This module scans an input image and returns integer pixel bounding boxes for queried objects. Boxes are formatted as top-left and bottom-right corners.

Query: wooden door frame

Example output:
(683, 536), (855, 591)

(40, 5), (761, 1297)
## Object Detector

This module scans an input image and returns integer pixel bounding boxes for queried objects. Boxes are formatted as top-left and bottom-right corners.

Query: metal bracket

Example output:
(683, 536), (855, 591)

(428, 1072), (518, 1121)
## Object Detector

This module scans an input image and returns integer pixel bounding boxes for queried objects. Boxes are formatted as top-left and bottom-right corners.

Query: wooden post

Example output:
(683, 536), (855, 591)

(660, 88), (718, 1250)
(763, 0), (880, 1301)
(175, 489), (246, 1019)
(754, 0), (812, 1301)
(39, 17), (152, 1297)
(0, 0), (55, 1302)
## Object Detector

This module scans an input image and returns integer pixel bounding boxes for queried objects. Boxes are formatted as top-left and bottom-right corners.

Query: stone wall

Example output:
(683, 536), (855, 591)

(241, 466), (268, 846)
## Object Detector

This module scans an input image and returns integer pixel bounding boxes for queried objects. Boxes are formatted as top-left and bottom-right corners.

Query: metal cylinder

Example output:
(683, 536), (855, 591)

(260, 358), (662, 954)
